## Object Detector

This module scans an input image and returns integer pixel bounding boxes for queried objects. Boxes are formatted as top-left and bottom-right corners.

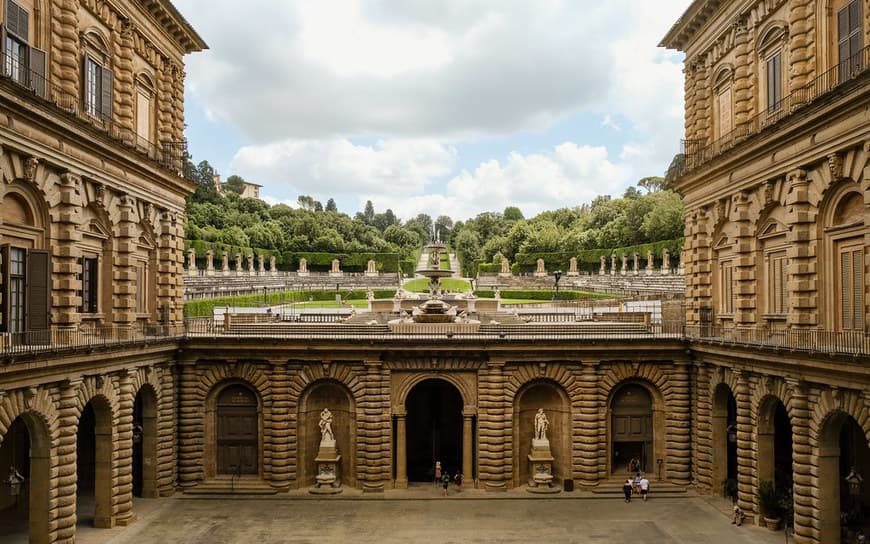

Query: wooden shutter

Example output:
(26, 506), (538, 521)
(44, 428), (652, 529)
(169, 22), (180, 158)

(30, 46), (45, 98)
(0, 245), (8, 332)
(5, 0), (27, 41)
(26, 249), (49, 333)
(100, 66), (113, 121)
(841, 251), (851, 329)
(766, 53), (781, 113)
(853, 248), (864, 330)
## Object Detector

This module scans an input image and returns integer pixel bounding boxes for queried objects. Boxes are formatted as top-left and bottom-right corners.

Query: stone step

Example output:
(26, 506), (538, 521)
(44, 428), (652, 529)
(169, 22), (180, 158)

(591, 479), (692, 498)
(183, 479), (279, 496)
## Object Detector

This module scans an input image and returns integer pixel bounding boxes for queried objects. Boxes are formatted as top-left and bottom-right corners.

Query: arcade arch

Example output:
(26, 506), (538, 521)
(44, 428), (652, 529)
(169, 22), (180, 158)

(298, 380), (356, 487)
(512, 380), (570, 487)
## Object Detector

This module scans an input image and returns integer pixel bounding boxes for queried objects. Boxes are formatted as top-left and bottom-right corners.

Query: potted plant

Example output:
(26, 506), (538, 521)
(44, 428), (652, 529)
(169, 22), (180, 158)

(757, 480), (782, 530)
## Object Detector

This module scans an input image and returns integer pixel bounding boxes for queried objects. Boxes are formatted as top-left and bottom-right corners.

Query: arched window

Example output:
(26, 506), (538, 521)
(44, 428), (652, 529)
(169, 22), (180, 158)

(757, 24), (787, 117)
(830, 192), (864, 330)
(81, 30), (113, 121)
(757, 215), (789, 322)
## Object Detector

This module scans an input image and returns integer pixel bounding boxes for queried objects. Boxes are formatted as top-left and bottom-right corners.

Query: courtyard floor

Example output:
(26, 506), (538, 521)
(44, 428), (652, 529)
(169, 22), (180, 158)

(65, 488), (789, 544)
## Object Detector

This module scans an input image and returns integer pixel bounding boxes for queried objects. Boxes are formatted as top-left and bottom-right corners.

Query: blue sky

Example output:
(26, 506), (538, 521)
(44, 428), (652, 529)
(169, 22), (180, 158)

(175, 0), (691, 221)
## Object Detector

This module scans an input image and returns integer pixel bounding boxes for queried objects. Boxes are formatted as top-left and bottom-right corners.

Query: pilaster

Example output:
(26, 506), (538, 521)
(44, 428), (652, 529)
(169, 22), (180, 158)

(53, 172), (84, 328)
(784, 169), (818, 327)
(358, 360), (392, 489)
(113, 370), (136, 525)
(50, 0), (80, 98)
(267, 362), (291, 490)
(786, 379), (813, 543)
(55, 379), (81, 542)
(733, 370), (754, 514)
(113, 195), (137, 333)
(788, 0), (816, 92)
(666, 361), (692, 484)
(477, 359), (509, 490)
(732, 191), (756, 325)
(574, 361), (599, 488)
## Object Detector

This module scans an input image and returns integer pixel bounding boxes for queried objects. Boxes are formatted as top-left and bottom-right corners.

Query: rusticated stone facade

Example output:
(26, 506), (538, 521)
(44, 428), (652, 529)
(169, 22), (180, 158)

(664, 1), (870, 542)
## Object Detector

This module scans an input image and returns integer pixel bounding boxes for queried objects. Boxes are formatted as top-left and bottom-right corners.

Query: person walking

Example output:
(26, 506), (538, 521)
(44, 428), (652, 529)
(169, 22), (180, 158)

(622, 479), (633, 503)
(434, 461), (441, 486)
(639, 475), (650, 501)
(441, 471), (451, 496)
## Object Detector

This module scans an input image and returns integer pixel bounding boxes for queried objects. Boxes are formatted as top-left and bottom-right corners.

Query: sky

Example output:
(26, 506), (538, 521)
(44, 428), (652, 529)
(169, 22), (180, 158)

(173, 0), (692, 222)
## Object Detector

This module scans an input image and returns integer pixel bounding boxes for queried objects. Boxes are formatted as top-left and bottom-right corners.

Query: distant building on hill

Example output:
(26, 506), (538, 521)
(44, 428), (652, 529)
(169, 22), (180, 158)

(213, 173), (262, 200)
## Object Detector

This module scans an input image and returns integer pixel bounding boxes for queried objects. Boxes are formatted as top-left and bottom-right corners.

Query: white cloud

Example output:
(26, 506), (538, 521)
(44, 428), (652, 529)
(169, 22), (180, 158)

(230, 138), (457, 196)
(369, 142), (632, 220)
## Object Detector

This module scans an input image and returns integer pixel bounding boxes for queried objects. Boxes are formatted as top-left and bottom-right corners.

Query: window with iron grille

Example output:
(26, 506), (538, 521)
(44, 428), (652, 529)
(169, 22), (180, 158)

(81, 256), (98, 313)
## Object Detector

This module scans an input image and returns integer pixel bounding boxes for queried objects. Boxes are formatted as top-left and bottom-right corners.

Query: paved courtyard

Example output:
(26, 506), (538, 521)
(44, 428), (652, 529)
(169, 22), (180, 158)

(67, 493), (787, 544)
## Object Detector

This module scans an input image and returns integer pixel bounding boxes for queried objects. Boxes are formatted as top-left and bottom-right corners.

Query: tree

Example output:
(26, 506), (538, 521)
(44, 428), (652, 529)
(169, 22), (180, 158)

(434, 215), (453, 241)
(297, 195), (316, 211)
(363, 200), (375, 225)
(325, 198), (338, 212)
(224, 175), (246, 195)
(503, 206), (524, 222)
(314, 200), (323, 212)
(414, 213), (433, 236)
(637, 176), (669, 193)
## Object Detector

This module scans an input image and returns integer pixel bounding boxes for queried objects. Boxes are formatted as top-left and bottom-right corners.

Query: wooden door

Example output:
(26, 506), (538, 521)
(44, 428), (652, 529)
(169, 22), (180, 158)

(217, 385), (258, 475)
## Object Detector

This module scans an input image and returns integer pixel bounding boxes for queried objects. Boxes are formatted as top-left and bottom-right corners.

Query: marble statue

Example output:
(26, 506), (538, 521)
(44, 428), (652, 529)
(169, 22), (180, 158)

(319, 408), (335, 443)
(534, 408), (549, 441)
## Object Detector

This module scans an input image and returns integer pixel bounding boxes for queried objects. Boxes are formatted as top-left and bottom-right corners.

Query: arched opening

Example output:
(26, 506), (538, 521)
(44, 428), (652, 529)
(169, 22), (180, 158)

(0, 414), (50, 542)
(758, 399), (793, 489)
(132, 386), (158, 498)
(712, 384), (738, 499)
(513, 381), (570, 487)
(298, 381), (355, 488)
(404, 378), (463, 482)
(818, 412), (870, 542)
(610, 384), (653, 473)
(215, 385), (258, 476)
(76, 398), (114, 528)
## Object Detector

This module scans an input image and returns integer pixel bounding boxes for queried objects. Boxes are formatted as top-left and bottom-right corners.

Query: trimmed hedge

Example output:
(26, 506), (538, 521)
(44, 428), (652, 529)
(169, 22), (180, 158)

(511, 238), (684, 274)
(184, 288), (397, 317)
(473, 289), (611, 301)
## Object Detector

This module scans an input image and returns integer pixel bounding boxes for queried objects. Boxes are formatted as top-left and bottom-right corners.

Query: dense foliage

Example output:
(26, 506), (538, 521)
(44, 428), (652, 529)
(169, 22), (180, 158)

(183, 159), (683, 276)
(452, 179), (683, 275)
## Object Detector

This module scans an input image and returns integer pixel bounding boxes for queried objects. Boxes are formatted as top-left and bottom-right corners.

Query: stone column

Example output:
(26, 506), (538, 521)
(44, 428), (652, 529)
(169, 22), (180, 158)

(620, 254), (627, 276)
(114, 370), (136, 526)
(156, 56), (174, 143)
(732, 191), (756, 326)
(646, 250), (654, 276)
(599, 256), (606, 276)
(54, 172), (84, 330)
(115, 19), (135, 138)
(693, 364), (714, 490)
(632, 253), (639, 276)
(55, 379), (82, 542)
(114, 195), (137, 335)
(221, 252), (229, 276)
(666, 361), (691, 484)
(176, 362), (202, 487)
(156, 365), (177, 495)
(661, 249), (670, 275)
(235, 253), (243, 276)
(50, 0), (80, 99)
(575, 361), (600, 488)
(610, 254), (617, 276)
(248, 254), (255, 276)
(786, 379), (814, 543)
(268, 362), (291, 490)
(732, 16), (754, 135)
(270, 256), (277, 276)
(258, 254), (265, 275)
(172, 64), (186, 142)
(733, 370), (754, 515)
(788, 0), (817, 93)
(477, 359), (509, 490)
(683, 61), (697, 144)
(187, 248), (197, 276)
(359, 361), (391, 490)
(206, 249), (214, 276)
(785, 169), (817, 328)
(693, 60), (711, 144)
(394, 410), (407, 488)
(157, 211), (182, 325)
(462, 410), (474, 485)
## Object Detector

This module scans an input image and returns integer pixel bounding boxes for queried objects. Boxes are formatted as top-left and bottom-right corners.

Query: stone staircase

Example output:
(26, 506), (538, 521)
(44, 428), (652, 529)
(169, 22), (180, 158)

(183, 477), (279, 497)
(590, 478), (693, 499)
(476, 272), (685, 295)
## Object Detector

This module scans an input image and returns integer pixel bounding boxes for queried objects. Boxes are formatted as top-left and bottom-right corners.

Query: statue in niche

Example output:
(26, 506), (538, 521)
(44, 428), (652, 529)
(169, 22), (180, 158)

(534, 408), (549, 441)
(319, 408), (335, 443)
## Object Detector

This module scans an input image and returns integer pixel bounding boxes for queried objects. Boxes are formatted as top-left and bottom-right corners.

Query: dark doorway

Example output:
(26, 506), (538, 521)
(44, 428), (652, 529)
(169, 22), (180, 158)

(405, 379), (462, 481)
(0, 417), (30, 537)
(611, 384), (652, 473)
(132, 393), (143, 497)
(216, 385), (258, 475)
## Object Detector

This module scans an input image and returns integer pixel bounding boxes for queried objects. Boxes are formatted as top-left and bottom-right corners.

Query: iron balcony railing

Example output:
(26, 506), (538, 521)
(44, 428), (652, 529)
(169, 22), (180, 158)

(0, 319), (867, 357)
(0, 49), (187, 175)
(678, 45), (870, 176)
(0, 323), (185, 358)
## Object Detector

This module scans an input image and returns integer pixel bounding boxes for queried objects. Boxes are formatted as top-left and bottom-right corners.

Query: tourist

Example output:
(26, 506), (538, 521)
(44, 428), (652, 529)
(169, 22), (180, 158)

(633, 472), (642, 494)
(441, 471), (451, 496)
(454, 471), (462, 490)
(623, 479), (633, 503)
(731, 505), (744, 526)
(434, 461), (442, 486)
(639, 475), (650, 501)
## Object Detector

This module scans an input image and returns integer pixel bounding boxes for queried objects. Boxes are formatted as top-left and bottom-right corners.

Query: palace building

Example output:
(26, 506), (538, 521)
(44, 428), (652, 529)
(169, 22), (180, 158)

(0, 1), (867, 544)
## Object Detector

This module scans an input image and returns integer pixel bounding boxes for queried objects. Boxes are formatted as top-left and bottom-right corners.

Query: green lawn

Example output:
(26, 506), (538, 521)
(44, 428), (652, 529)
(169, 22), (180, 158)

(403, 277), (472, 292)
(285, 300), (369, 309)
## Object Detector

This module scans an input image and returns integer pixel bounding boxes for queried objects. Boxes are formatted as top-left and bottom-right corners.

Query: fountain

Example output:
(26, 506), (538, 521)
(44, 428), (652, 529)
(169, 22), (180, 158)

(388, 238), (480, 329)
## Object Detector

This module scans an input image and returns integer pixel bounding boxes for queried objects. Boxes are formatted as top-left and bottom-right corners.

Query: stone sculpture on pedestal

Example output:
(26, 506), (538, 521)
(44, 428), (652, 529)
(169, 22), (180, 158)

(527, 408), (559, 493)
(311, 408), (342, 494)
(298, 257), (309, 276)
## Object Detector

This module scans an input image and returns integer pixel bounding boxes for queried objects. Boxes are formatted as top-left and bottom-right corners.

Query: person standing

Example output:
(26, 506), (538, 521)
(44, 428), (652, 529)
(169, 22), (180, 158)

(639, 475), (650, 501)
(434, 461), (442, 486)
(622, 479), (633, 503)
(441, 471), (451, 496)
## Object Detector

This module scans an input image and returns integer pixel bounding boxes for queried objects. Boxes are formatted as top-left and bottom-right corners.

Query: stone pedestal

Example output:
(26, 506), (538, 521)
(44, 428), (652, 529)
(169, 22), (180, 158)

(310, 442), (342, 494)
(527, 439), (559, 493)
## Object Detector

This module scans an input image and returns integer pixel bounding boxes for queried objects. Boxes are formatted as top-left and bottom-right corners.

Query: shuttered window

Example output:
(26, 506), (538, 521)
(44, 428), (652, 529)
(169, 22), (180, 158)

(766, 52), (782, 114)
(84, 56), (113, 121)
(81, 257), (98, 313)
(26, 249), (50, 335)
(720, 261), (735, 315)
(717, 86), (732, 138)
(3, 0), (28, 85)
(4, 0), (28, 42)
(839, 246), (865, 330)
(769, 253), (788, 314)
(838, 0), (864, 81)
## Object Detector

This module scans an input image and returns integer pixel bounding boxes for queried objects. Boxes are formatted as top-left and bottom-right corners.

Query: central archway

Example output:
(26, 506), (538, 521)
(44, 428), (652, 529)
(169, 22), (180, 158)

(610, 384), (653, 473)
(405, 378), (463, 482)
